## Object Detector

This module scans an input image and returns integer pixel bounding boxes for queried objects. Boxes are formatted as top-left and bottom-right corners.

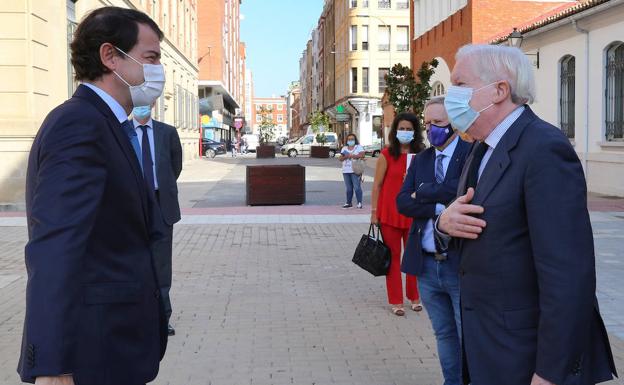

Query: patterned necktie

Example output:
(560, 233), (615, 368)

(466, 141), (490, 192)
(121, 120), (143, 172)
(435, 154), (445, 184)
(139, 125), (156, 192)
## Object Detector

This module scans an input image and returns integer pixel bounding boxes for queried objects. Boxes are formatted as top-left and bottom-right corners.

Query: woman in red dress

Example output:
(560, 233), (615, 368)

(371, 112), (425, 316)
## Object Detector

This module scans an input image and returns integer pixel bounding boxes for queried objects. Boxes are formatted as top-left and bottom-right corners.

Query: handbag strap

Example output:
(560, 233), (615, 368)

(368, 223), (376, 238)
(376, 224), (384, 242)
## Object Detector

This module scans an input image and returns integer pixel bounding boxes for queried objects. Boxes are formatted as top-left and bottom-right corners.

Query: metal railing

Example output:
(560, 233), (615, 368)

(397, 1), (409, 9)
(378, 44), (390, 51)
(378, 0), (391, 9)
(397, 44), (409, 51)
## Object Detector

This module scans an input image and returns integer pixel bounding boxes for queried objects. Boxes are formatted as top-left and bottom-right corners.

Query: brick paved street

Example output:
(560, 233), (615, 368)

(0, 157), (623, 385)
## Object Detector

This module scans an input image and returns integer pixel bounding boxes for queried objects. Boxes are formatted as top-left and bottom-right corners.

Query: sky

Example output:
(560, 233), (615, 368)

(241, 0), (324, 98)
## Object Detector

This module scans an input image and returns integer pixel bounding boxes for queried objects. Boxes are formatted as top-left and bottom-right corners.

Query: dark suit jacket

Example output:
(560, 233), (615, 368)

(18, 85), (167, 385)
(153, 120), (182, 226)
(396, 139), (470, 276)
(454, 107), (616, 385)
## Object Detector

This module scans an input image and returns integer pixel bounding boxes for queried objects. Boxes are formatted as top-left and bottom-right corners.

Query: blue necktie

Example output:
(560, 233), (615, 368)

(121, 120), (143, 172)
(139, 125), (156, 192)
(435, 154), (445, 184)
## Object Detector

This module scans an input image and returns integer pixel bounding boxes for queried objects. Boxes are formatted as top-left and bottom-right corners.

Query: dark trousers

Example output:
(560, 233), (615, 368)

(153, 191), (174, 321)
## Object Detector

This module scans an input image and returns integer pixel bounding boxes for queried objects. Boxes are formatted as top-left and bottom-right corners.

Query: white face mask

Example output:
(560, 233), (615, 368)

(113, 47), (165, 107)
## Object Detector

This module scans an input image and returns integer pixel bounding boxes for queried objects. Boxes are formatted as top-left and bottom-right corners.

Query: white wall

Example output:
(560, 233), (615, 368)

(521, 3), (624, 196)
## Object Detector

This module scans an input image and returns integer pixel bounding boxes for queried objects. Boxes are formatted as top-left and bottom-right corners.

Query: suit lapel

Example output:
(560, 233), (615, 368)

(73, 85), (150, 227)
(446, 139), (470, 181)
(457, 142), (477, 196)
(153, 120), (165, 175)
(420, 148), (435, 183)
(472, 107), (536, 206)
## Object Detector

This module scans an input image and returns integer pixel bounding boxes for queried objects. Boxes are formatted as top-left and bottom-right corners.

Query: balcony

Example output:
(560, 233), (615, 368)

(378, 44), (390, 51)
(397, 44), (409, 51)
(397, 1), (409, 9)
(378, 0), (391, 9)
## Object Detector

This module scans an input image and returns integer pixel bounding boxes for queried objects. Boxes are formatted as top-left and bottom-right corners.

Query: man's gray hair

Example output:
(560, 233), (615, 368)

(425, 96), (445, 109)
(456, 44), (535, 105)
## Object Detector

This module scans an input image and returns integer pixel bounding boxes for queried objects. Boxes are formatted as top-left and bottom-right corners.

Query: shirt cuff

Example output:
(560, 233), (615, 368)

(435, 203), (445, 215)
(434, 214), (452, 251)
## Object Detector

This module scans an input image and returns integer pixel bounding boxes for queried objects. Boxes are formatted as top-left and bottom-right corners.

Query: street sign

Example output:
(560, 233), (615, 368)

(336, 105), (346, 113)
(234, 118), (243, 129)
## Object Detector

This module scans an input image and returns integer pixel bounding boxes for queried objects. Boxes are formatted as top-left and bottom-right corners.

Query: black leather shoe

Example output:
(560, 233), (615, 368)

(168, 324), (175, 336)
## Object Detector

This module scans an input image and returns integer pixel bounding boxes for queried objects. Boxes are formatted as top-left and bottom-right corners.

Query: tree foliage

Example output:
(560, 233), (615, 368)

(258, 106), (275, 144)
(385, 59), (439, 118)
(309, 111), (331, 144)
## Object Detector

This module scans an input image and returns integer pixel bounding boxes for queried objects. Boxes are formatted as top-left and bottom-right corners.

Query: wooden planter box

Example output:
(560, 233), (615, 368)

(246, 165), (305, 206)
(310, 145), (330, 158)
(256, 145), (276, 158)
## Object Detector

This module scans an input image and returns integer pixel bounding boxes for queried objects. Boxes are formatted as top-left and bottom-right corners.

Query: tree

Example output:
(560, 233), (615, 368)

(413, 58), (439, 118)
(258, 106), (275, 145)
(384, 59), (439, 118)
(309, 111), (331, 145)
(385, 63), (418, 114)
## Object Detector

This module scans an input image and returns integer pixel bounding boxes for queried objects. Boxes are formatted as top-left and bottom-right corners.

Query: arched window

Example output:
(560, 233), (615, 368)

(431, 81), (445, 97)
(559, 55), (575, 139)
(606, 42), (624, 141)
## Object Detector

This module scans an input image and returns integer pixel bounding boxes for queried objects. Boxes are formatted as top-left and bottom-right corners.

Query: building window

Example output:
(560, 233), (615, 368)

(397, 0), (409, 9)
(379, 0), (391, 9)
(606, 42), (624, 141)
(363, 0), (369, 7)
(363, 67), (369, 93)
(431, 81), (445, 97)
(559, 55), (575, 139)
(66, 0), (78, 97)
(378, 25), (390, 51)
(351, 68), (358, 94)
(277, 115), (283, 122)
(350, 0), (357, 7)
(351, 25), (358, 51)
(379, 68), (389, 93)
(362, 25), (369, 51)
(397, 26), (409, 52)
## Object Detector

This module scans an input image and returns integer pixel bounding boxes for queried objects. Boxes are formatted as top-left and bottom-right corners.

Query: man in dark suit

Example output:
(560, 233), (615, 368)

(396, 96), (471, 385)
(18, 7), (168, 385)
(132, 105), (183, 336)
(437, 44), (617, 385)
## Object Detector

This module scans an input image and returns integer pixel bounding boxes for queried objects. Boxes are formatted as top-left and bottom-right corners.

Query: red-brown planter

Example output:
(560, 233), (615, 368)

(310, 145), (330, 158)
(246, 165), (306, 205)
(256, 145), (276, 158)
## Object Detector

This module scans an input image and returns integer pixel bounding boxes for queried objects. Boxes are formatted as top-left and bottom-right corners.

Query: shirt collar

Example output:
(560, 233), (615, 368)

(82, 83), (128, 124)
(483, 106), (525, 150)
(133, 118), (153, 129)
(435, 135), (459, 158)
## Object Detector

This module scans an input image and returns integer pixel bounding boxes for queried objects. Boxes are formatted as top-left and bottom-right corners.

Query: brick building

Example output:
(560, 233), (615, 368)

(409, 0), (576, 95)
(252, 97), (288, 141)
(198, 0), (246, 143)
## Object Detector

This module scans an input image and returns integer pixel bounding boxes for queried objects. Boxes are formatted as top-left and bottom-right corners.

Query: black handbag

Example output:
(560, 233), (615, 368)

(352, 224), (391, 276)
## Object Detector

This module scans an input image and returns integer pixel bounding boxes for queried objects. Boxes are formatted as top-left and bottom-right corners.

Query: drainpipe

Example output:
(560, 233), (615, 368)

(572, 19), (590, 179)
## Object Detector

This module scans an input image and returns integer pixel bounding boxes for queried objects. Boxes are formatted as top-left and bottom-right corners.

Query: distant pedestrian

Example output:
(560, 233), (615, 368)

(231, 137), (237, 157)
(338, 133), (365, 209)
(370, 112), (425, 316)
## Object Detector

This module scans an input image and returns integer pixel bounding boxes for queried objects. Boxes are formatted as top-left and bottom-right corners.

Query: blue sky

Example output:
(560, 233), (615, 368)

(241, 0), (324, 97)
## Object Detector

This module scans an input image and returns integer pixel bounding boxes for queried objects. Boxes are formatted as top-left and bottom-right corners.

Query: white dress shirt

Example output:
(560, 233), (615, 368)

(478, 106), (525, 179)
(82, 83), (127, 124)
(133, 118), (159, 190)
(421, 136), (459, 253)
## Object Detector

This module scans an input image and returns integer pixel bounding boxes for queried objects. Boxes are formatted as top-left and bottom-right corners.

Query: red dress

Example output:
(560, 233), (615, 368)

(377, 148), (413, 229)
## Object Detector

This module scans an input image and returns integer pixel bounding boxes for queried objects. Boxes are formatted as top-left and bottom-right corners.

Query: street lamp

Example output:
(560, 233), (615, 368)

(507, 28), (539, 68)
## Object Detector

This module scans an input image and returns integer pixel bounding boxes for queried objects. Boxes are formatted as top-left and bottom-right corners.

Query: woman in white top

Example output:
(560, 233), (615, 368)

(338, 133), (365, 209)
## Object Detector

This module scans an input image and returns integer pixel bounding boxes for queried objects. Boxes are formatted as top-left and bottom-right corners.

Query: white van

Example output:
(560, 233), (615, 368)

(280, 132), (339, 157)
(242, 134), (260, 152)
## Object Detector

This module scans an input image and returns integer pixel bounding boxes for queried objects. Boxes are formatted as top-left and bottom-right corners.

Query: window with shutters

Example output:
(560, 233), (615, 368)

(605, 42), (624, 141)
(559, 55), (575, 139)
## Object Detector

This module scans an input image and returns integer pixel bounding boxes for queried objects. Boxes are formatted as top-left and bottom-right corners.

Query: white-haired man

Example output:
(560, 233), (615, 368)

(436, 44), (617, 385)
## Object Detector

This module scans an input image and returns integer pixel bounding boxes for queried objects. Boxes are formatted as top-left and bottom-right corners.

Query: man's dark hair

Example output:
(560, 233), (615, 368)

(70, 7), (164, 81)
(388, 112), (425, 159)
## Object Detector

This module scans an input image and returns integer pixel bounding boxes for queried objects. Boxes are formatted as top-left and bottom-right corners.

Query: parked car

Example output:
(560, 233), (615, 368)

(280, 132), (339, 157)
(202, 139), (227, 158)
(364, 143), (382, 157)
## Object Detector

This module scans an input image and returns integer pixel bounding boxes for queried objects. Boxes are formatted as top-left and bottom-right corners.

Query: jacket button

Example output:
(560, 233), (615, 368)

(154, 290), (161, 299)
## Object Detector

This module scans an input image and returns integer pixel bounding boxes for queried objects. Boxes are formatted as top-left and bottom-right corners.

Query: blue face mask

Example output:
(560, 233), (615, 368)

(396, 130), (414, 144)
(347, 140), (356, 147)
(132, 105), (152, 120)
(444, 83), (496, 133)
